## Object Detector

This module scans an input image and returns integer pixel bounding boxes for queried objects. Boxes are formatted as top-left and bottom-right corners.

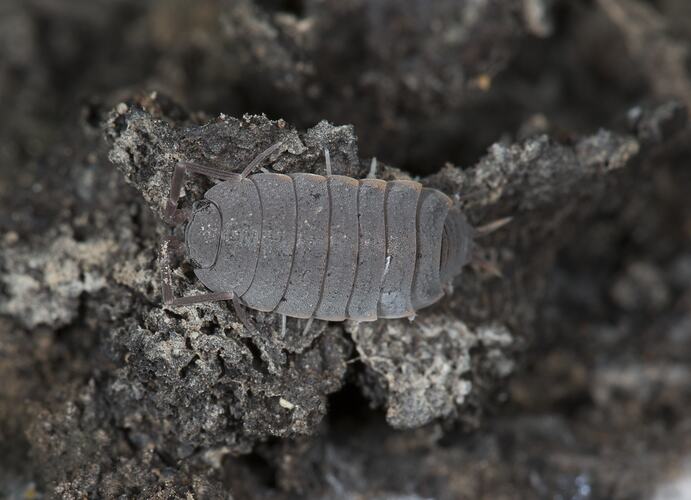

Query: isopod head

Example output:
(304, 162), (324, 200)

(185, 199), (221, 269)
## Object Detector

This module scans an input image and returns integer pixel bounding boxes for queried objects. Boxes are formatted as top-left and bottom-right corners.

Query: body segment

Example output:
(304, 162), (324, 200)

(313, 176), (360, 321)
(274, 174), (330, 318)
(378, 181), (421, 318)
(241, 174), (297, 311)
(347, 179), (387, 321)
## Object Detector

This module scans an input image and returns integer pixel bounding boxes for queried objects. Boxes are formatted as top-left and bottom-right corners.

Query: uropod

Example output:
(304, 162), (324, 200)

(161, 142), (502, 326)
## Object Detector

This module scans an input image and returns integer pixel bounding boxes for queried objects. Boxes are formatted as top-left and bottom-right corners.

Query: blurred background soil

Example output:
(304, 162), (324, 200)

(1, 0), (691, 498)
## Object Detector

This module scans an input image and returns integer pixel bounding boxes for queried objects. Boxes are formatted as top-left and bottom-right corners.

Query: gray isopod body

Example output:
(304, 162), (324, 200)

(176, 169), (474, 322)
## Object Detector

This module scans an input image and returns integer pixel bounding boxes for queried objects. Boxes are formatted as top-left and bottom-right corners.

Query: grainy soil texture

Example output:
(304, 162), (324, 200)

(2, 1), (691, 499)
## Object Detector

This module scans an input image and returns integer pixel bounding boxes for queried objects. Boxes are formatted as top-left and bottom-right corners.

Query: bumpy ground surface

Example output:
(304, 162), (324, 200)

(1, 0), (691, 498)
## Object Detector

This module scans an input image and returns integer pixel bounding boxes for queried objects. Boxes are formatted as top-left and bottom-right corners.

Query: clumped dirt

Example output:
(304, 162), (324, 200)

(1, 1), (691, 498)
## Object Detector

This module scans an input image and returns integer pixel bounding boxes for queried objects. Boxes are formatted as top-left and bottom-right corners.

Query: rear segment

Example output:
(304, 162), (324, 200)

(439, 205), (474, 285)
(411, 189), (452, 310)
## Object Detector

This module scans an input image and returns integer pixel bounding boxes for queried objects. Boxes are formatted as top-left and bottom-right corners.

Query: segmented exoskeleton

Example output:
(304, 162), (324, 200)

(161, 143), (477, 324)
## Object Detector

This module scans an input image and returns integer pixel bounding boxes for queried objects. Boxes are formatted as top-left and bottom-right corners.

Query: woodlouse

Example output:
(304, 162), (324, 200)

(161, 142), (484, 324)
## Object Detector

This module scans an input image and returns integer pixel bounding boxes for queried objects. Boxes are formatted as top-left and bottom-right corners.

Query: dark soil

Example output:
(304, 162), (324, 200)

(1, 0), (691, 498)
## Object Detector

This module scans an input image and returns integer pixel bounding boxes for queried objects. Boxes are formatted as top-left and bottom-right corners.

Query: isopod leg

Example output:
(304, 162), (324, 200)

(280, 314), (287, 337)
(165, 161), (241, 224)
(232, 296), (259, 334)
(367, 157), (378, 179)
(324, 148), (332, 176)
(161, 235), (235, 306)
(301, 317), (314, 337)
(164, 291), (236, 306)
(475, 216), (513, 238)
(240, 141), (284, 178)
(470, 246), (503, 278)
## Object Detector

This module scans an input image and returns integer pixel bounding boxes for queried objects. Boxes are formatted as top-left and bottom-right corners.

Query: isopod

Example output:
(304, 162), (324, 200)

(161, 142), (483, 323)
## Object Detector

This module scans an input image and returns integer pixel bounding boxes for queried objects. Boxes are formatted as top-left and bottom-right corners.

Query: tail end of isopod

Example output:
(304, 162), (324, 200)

(469, 216), (512, 278)
(469, 246), (504, 279)
(440, 206), (474, 284)
(474, 216), (513, 238)
(440, 209), (512, 283)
